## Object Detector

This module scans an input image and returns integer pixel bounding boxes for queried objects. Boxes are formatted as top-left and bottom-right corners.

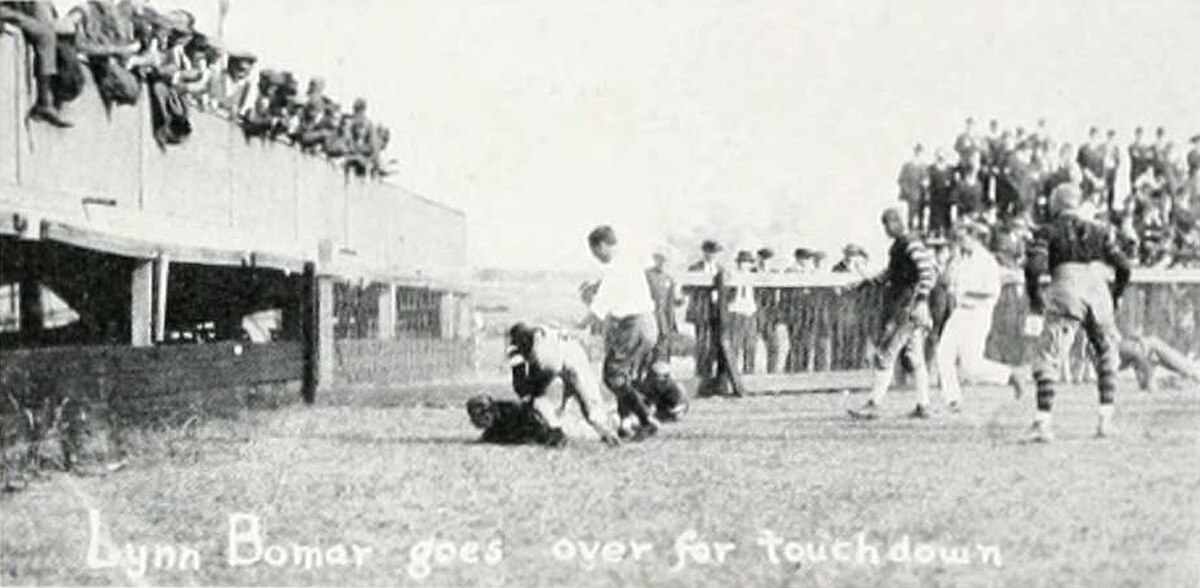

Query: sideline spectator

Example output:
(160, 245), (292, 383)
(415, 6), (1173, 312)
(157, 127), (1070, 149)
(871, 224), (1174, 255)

(831, 244), (869, 276)
(953, 150), (986, 220)
(928, 150), (956, 237)
(0, 1), (73, 126)
(1077, 127), (1107, 206)
(953, 117), (981, 163)
(1188, 135), (1200, 178)
(726, 251), (759, 373)
(898, 143), (930, 231)
(645, 250), (686, 363)
(1102, 129), (1120, 212)
(210, 49), (255, 118)
(1129, 127), (1154, 186)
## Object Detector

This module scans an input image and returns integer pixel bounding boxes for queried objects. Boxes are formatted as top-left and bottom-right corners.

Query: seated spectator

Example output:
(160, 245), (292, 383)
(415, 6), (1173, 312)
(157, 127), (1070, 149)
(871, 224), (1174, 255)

(208, 50), (255, 117)
(0, 1), (73, 127)
(239, 94), (274, 138)
(322, 113), (355, 158)
(1171, 209), (1200, 268)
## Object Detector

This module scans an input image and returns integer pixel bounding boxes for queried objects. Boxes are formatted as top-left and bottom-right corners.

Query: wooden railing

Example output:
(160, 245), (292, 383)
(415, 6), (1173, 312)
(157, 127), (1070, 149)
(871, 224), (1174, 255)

(680, 269), (1200, 389)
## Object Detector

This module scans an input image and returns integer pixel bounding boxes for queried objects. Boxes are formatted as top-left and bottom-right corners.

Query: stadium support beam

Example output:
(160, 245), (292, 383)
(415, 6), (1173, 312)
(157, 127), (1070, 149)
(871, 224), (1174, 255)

(316, 274), (336, 392)
(152, 253), (169, 343)
(130, 259), (154, 346)
(301, 263), (318, 403)
(377, 282), (396, 340)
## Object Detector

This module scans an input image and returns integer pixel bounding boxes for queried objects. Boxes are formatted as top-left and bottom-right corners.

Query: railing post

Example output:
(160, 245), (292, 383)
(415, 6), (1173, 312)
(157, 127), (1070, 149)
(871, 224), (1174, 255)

(300, 262), (318, 403)
(130, 259), (154, 346)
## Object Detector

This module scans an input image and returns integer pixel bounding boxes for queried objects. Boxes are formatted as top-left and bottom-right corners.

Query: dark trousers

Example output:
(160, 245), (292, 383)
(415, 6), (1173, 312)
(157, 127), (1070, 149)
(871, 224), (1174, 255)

(604, 314), (658, 425)
(0, 2), (57, 107)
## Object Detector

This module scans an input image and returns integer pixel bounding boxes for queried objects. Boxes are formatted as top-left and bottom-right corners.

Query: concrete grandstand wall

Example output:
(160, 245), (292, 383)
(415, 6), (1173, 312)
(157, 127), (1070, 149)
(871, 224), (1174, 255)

(0, 33), (466, 286)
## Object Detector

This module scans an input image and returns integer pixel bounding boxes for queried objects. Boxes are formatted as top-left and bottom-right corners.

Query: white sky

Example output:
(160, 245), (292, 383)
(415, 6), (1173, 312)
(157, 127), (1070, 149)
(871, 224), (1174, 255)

(94, 0), (1200, 270)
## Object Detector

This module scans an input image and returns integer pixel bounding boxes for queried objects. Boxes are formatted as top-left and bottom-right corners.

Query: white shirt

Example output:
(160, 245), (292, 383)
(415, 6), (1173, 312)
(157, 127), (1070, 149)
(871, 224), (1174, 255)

(589, 252), (655, 319)
(726, 271), (758, 315)
(948, 247), (1001, 311)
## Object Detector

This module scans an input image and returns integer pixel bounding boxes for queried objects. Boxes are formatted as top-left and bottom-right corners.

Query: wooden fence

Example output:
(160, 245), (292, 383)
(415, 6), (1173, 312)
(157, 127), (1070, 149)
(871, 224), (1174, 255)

(681, 269), (1200, 391)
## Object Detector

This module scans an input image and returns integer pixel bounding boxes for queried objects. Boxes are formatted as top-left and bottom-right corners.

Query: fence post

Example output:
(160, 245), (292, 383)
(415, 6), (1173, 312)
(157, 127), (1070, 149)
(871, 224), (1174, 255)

(301, 262), (318, 403)
(377, 282), (396, 340)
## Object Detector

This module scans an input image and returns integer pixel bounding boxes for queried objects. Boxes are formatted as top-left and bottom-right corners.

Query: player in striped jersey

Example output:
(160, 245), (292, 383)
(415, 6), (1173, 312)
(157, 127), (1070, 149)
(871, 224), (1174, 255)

(848, 208), (939, 420)
(1024, 184), (1131, 442)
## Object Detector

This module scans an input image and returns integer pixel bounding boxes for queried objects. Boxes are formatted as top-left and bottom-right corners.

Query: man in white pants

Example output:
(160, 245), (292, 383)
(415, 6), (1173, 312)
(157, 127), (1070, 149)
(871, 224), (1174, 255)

(936, 222), (1027, 410)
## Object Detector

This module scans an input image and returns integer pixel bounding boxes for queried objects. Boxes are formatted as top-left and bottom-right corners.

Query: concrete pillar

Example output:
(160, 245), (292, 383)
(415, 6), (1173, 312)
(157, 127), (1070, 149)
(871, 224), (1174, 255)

(317, 275), (336, 389)
(377, 282), (396, 340)
(130, 259), (154, 346)
(153, 253), (169, 343)
(438, 291), (456, 340)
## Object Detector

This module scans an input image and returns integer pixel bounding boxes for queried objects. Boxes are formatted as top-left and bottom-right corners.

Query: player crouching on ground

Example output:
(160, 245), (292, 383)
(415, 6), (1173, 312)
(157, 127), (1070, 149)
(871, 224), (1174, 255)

(1024, 184), (1132, 442)
(848, 208), (938, 420)
(467, 322), (622, 447)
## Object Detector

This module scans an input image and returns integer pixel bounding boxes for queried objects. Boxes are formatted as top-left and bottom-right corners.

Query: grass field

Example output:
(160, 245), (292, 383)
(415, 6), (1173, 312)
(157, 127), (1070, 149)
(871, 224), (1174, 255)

(2, 381), (1198, 587)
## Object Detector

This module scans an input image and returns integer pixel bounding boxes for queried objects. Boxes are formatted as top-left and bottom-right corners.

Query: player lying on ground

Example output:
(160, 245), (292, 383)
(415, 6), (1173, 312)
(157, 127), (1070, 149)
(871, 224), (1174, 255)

(935, 221), (1029, 410)
(1024, 184), (1131, 442)
(1119, 335), (1200, 392)
(467, 394), (566, 446)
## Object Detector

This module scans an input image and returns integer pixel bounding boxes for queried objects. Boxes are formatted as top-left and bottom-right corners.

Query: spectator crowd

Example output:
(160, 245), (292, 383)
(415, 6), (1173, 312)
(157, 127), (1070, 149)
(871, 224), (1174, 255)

(1, 0), (395, 178)
(896, 118), (1200, 268)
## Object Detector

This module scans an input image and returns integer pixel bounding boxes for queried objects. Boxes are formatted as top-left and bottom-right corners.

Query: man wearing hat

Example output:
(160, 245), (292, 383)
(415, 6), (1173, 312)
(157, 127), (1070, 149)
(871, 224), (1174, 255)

(686, 240), (722, 377)
(898, 144), (930, 232)
(752, 248), (790, 373)
(935, 221), (1029, 411)
(847, 208), (938, 420)
(832, 244), (869, 276)
(1024, 184), (1131, 442)
(726, 251), (760, 373)
(645, 249), (686, 363)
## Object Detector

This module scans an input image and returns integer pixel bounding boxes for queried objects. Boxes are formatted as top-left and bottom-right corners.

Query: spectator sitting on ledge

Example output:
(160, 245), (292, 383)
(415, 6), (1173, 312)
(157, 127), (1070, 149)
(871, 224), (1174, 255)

(209, 49), (255, 118)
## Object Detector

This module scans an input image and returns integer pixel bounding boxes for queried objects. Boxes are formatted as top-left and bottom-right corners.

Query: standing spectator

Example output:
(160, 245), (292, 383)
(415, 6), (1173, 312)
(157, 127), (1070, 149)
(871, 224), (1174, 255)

(954, 117), (982, 163)
(928, 150), (957, 237)
(983, 119), (1004, 202)
(0, 1), (72, 127)
(645, 251), (686, 364)
(953, 150), (987, 220)
(1128, 127), (1154, 186)
(832, 244), (869, 276)
(1033, 118), (1052, 153)
(1188, 134), (1200, 178)
(1102, 129), (1121, 213)
(753, 248), (790, 374)
(1152, 127), (1168, 169)
(897, 143), (931, 232)
(686, 240), (722, 381)
(1001, 142), (1039, 222)
(726, 251), (760, 373)
(787, 248), (817, 273)
(1077, 127), (1107, 207)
